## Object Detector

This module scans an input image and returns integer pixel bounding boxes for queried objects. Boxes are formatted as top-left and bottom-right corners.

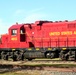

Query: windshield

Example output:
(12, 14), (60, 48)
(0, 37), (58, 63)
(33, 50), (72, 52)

(11, 29), (17, 36)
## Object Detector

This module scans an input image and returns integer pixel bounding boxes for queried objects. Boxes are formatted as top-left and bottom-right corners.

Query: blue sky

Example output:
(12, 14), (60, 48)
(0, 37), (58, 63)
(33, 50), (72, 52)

(0, 0), (76, 34)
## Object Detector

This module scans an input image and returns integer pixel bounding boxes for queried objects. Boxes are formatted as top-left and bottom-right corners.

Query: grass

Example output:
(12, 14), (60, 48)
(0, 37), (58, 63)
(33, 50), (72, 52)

(0, 72), (21, 75)
(22, 64), (76, 68)
(35, 58), (60, 60)
(0, 70), (40, 75)
(0, 64), (76, 75)
(0, 72), (33, 75)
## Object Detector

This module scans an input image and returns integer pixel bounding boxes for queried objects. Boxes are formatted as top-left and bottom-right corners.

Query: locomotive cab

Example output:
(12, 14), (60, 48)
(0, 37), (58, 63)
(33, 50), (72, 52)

(9, 24), (25, 42)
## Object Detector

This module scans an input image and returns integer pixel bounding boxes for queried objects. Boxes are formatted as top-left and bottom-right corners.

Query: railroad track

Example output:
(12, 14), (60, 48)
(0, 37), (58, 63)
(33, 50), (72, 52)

(0, 59), (76, 65)
(0, 59), (76, 74)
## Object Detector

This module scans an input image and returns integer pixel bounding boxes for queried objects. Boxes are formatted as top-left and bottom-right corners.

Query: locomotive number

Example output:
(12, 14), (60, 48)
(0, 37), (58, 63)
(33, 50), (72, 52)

(11, 37), (17, 40)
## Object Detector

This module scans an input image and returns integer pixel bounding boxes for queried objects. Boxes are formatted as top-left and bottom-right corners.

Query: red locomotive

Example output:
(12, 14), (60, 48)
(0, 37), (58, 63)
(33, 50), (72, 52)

(0, 20), (76, 61)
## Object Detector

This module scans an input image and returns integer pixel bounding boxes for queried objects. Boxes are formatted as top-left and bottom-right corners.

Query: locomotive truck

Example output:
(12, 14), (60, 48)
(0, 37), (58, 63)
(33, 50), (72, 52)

(0, 20), (76, 61)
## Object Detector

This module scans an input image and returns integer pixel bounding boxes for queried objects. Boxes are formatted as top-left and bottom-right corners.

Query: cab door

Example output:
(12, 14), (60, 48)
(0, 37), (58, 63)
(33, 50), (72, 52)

(20, 26), (25, 42)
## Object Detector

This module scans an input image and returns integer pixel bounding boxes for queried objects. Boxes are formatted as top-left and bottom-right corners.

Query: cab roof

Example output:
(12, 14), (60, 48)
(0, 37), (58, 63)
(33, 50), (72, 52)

(9, 24), (23, 30)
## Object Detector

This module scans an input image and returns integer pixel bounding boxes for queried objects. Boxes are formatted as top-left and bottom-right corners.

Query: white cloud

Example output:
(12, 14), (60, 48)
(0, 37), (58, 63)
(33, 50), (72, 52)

(13, 8), (49, 23)
(27, 8), (44, 14)
(23, 13), (47, 23)
(15, 9), (24, 14)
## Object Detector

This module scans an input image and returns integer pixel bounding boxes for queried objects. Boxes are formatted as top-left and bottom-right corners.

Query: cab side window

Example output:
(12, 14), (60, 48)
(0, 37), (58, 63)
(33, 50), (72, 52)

(11, 29), (17, 35)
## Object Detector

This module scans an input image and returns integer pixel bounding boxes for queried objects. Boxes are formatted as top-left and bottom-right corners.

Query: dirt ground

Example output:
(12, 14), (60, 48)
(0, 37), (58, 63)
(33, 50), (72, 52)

(0, 68), (76, 75)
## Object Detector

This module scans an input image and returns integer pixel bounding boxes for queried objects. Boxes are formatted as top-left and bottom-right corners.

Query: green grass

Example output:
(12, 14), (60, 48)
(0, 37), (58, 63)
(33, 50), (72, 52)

(0, 72), (32, 75)
(0, 72), (19, 75)
(35, 58), (60, 60)
(22, 64), (76, 68)
(0, 70), (40, 75)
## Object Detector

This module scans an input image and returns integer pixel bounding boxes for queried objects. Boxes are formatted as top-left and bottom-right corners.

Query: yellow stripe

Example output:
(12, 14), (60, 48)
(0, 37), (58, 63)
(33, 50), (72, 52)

(62, 48), (67, 50)
(36, 48), (40, 50)
(12, 49), (16, 51)
(28, 48), (32, 50)
(48, 48), (52, 50)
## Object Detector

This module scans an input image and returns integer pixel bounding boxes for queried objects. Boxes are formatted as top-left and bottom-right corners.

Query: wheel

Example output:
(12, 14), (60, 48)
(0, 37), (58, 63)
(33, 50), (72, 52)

(46, 52), (55, 59)
(17, 54), (22, 61)
(1, 54), (8, 60)
(1, 54), (5, 60)
(1, 52), (6, 60)
(46, 53), (50, 58)
(59, 52), (67, 60)
(28, 58), (32, 61)
(59, 51), (69, 61)
(13, 55), (17, 61)
(5, 55), (8, 60)
(50, 53), (55, 59)
(21, 54), (24, 61)
(13, 54), (24, 61)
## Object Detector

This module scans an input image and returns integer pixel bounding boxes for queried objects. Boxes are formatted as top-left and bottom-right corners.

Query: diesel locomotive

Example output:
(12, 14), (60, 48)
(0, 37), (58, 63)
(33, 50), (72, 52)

(0, 20), (76, 61)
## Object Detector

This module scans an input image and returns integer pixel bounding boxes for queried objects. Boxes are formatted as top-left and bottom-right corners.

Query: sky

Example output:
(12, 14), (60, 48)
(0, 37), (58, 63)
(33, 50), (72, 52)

(0, 0), (76, 34)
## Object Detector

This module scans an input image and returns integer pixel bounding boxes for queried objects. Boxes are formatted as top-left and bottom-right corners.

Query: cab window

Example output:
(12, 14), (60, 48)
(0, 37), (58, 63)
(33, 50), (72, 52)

(11, 29), (17, 35)
(20, 30), (24, 34)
